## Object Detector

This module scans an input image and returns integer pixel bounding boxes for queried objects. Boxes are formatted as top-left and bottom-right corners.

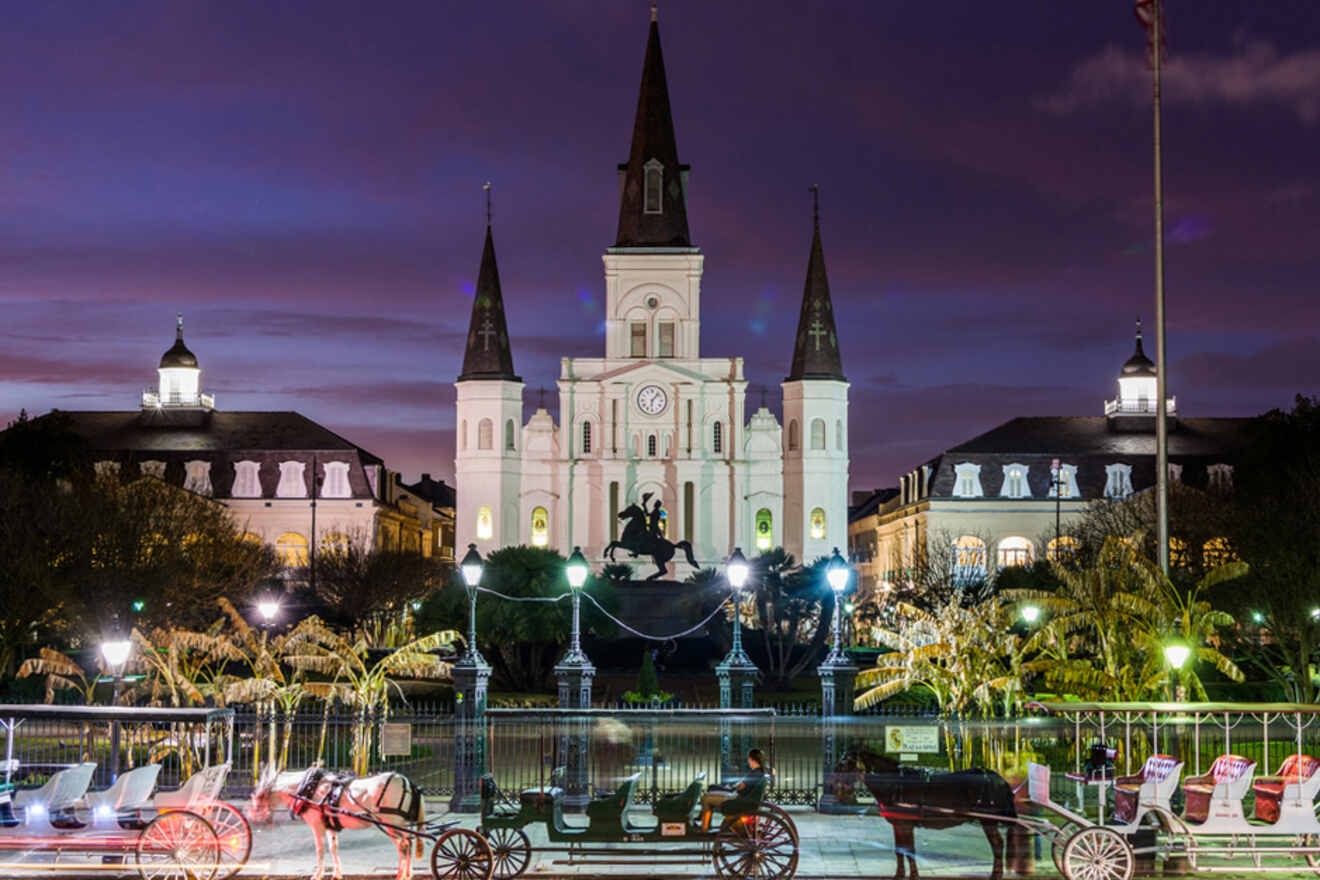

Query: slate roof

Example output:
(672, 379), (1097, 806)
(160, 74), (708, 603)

(787, 192), (845, 382)
(404, 473), (456, 509)
(614, 12), (692, 248)
(849, 487), (900, 523)
(458, 225), (519, 382)
(53, 410), (382, 457)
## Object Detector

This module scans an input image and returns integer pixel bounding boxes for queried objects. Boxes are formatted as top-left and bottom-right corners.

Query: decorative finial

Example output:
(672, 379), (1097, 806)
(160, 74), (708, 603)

(1136, 316), (1143, 340)
(809, 184), (820, 229)
(651, 2), (657, 22)
(176, 312), (184, 340)
(483, 181), (492, 227)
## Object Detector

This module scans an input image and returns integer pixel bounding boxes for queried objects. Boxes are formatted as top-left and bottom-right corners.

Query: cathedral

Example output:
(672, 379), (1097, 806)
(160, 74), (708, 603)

(454, 11), (850, 574)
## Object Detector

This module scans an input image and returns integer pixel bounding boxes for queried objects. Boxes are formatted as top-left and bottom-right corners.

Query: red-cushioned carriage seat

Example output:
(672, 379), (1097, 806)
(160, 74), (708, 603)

(1182, 754), (1254, 824)
(1252, 754), (1319, 824)
(1113, 754), (1181, 824)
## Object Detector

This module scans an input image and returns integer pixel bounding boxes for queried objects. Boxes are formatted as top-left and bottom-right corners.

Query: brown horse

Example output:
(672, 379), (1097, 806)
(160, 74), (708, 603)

(833, 747), (1015, 880)
(248, 765), (425, 880)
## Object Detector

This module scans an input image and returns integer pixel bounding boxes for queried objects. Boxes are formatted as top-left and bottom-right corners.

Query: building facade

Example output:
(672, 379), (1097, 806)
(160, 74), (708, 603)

(454, 12), (851, 573)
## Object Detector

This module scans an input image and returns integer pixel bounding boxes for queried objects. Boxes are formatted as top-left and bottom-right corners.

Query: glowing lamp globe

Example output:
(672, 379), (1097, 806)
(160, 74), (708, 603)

(565, 546), (590, 590)
(101, 639), (132, 669)
(256, 599), (281, 622)
(460, 543), (484, 589)
(726, 547), (750, 591)
(826, 548), (850, 594)
(1021, 605), (1041, 625)
(1164, 643), (1192, 670)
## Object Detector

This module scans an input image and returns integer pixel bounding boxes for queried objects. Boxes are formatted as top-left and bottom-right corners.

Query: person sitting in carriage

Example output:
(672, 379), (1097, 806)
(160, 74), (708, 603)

(699, 748), (768, 832)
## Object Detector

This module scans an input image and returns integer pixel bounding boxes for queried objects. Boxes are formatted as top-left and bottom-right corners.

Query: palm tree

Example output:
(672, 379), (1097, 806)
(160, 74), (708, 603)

(17, 647), (104, 704)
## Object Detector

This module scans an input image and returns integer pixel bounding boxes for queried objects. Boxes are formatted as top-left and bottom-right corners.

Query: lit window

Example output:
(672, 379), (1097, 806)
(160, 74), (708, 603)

(321, 532), (350, 556)
(232, 461), (262, 498)
(183, 460), (212, 496)
(582, 422), (592, 454)
(1000, 464), (1031, 499)
(94, 460), (120, 479)
(1047, 536), (1080, 563)
(505, 419), (516, 451)
(630, 321), (647, 357)
(322, 461), (351, 498)
(1104, 463), (1133, 499)
(644, 160), (663, 214)
(755, 508), (773, 551)
(1168, 463), (1183, 483)
(809, 507), (826, 540)
(476, 506), (493, 540)
(787, 420), (799, 451)
(713, 422), (723, 455)
(1208, 463), (1233, 492)
(275, 532), (308, 567)
(240, 532), (262, 545)
(478, 418), (493, 450)
(530, 506), (549, 547)
(658, 321), (675, 357)
(1203, 537), (1235, 566)
(810, 419), (826, 451)
(997, 536), (1034, 568)
(953, 463), (983, 498)
(140, 460), (166, 479)
(1050, 462), (1080, 499)
(647, 434), (657, 457)
(275, 461), (307, 498)
(952, 535), (987, 580)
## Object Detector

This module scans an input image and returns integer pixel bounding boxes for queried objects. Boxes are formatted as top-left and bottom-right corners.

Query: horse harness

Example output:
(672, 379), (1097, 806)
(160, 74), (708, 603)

(374, 772), (423, 825)
(291, 766), (356, 831)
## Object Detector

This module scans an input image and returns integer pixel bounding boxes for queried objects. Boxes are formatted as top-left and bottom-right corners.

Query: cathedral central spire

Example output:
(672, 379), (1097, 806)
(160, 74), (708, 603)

(614, 11), (692, 248)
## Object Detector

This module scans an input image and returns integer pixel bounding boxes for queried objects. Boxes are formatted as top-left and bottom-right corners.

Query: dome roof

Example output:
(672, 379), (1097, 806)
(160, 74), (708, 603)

(1121, 323), (1156, 377)
(159, 314), (199, 369)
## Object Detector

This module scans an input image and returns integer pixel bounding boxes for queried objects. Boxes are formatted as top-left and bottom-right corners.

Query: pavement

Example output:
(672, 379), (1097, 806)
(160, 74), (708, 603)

(5, 799), (1320, 878)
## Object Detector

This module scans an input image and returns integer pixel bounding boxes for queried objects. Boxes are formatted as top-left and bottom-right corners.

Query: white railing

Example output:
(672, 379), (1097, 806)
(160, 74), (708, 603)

(1104, 396), (1176, 416)
(141, 390), (216, 410)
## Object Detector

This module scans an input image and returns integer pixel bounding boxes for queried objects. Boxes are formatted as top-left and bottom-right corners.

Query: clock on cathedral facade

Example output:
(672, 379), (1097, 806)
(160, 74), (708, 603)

(453, 11), (850, 574)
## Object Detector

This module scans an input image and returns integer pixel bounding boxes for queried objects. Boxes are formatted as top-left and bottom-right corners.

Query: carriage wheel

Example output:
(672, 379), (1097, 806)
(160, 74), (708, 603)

(1303, 833), (1320, 873)
(1050, 820), (1082, 875)
(200, 802), (252, 880)
(430, 827), (494, 880)
(712, 808), (799, 880)
(480, 826), (531, 879)
(1060, 826), (1134, 880)
(134, 810), (220, 880)
(759, 803), (800, 845)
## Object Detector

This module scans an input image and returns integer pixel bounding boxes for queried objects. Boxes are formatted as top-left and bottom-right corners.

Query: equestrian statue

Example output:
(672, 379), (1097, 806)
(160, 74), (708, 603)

(603, 492), (699, 580)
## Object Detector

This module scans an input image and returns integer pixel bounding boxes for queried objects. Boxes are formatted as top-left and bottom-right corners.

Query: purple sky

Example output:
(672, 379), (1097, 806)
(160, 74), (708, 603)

(3, 1), (1317, 491)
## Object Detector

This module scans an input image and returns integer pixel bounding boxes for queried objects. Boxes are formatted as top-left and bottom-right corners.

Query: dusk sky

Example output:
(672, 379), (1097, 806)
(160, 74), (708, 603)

(3, 1), (1317, 491)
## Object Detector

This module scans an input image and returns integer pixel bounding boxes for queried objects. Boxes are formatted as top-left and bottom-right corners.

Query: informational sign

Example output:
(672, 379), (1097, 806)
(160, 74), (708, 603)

(380, 722), (413, 757)
(884, 725), (940, 754)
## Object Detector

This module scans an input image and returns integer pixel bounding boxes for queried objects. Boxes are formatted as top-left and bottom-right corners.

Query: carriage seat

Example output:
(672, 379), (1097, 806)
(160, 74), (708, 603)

(655, 772), (707, 823)
(519, 765), (565, 813)
(154, 763), (230, 811)
(84, 764), (161, 824)
(479, 774), (520, 819)
(1113, 755), (1182, 824)
(1182, 754), (1254, 824)
(716, 771), (772, 818)
(1252, 754), (1320, 824)
(585, 773), (643, 830)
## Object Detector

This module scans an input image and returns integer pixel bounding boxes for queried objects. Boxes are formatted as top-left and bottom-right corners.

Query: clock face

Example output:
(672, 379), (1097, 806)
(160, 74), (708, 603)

(637, 384), (668, 415)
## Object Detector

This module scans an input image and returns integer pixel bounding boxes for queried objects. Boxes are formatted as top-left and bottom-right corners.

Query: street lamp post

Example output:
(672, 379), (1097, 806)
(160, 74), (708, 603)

(1165, 642), (1191, 702)
(716, 548), (759, 780)
(459, 544), (486, 666)
(450, 544), (491, 812)
(100, 626), (132, 782)
(559, 547), (591, 668)
(555, 547), (595, 811)
(822, 548), (852, 666)
(817, 548), (859, 812)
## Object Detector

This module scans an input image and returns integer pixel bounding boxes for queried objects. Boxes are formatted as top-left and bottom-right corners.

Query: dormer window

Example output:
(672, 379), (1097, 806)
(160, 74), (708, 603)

(643, 159), (663, 214)
(1000, 463), (1031, 499)
(1208, 463), (1233, 492)
(322, 461), (352, 498)
(1104, 463), (1134, 499)
(140, 460), (166, 479)
(232, 461), (262, 498)
(1050, 462), (1080, 499)
(183, 460), (212, 497)
(275, 461), (307, 498)
(953, 463), (983, 498)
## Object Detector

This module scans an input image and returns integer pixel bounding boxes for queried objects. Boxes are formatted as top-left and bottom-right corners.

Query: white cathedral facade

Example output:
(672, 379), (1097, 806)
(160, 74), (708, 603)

(454, 12), (849, 574)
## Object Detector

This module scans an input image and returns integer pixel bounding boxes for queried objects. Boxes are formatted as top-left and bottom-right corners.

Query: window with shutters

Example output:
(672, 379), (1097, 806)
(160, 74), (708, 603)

(953, 463), (983, 498)
(658, 321), (675, 357)
(582, 421), (592, 454)
(1000, 464), (1030, 499)
(276, 461), (307, 498)
(647, 434), (657, 457)
(183, 460), (212, 497)
(1104, 463), (1134, 499)
(232, 461), (262, 498)
(630, 322), (647, 357)
(713, 422), (723, 454)
(810, 419), (826, 451)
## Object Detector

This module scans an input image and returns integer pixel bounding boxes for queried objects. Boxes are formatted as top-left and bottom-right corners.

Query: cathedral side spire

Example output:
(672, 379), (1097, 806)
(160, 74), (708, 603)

(786, 186), (845, 381)
(614, 10), (692, 248)
(458, 192), (519, 382)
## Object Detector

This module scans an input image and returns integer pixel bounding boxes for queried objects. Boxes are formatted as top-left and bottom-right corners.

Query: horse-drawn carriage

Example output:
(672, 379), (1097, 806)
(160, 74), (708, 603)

(0, 759), (249, 880)
(475, 766), (800, 879)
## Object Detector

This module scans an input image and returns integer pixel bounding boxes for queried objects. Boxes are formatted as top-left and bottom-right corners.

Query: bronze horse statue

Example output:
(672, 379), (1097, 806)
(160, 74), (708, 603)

(603, 496), (699, 580)
(833, 747), (1016, 880)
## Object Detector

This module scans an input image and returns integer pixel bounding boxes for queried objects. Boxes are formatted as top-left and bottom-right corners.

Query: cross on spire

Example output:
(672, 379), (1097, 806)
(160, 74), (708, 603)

(810, 184), (820, 230)
(483, 181), (492, 227)
(787, 184), (845, 381)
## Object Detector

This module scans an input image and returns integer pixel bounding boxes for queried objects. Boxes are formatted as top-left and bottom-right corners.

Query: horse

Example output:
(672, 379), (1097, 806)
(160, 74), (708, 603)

(833, 747), (1016, 880)
(248, 764), (426, 880)
(603, 502), (699, 580)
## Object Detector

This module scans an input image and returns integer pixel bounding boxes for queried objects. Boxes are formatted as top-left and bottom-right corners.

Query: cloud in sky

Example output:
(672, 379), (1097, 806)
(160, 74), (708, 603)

(1041, 41), (1320, 124)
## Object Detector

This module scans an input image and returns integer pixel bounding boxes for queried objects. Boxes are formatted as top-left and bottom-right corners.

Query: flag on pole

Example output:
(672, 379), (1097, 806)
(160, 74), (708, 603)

(1134, 0), (1168, 68)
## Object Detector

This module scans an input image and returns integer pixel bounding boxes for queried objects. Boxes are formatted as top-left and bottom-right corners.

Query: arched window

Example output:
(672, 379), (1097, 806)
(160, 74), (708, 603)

(787, 420), (799, 451)
(755, 508), (774, 551)
(712, 421), (723, 454)
(644, 160), (663, 214)
(997, 536), (1034, 568)
(232, 460), (262, 498)
(460, 420), (467, 450)
(476, 506), (494, 540)
(477, 418), (493, 450)
(530, 506), (549, 547)
(1047, 536), (1080, 563)
(953, 463), (984, 498)
(321, 461), (351, 498)
(1203, 537), (1235, 567)
(1104, 463), (1133, 499)
(582, 422), (592, 454)
(810, 419), (826, 451)
(647, 434), (657, 457)
(836, 419), (844, 451)
(952, 535), (987, 580)
(240, 532), (263, 545)
(275, 532), (308, 567)
(321, 532), (350, 556)
(276, 460), (307, 498)
(505, 419), (516, 451)
(809, 507), (826, 540)
(999, 464), (1030, 499)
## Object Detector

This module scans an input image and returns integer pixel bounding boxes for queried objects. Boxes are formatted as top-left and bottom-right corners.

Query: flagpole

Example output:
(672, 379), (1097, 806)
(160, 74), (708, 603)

(1152, 0), (1170, 576)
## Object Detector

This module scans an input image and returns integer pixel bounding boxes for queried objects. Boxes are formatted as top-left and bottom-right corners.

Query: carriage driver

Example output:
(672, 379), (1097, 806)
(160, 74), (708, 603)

(699, 748), (768, 832)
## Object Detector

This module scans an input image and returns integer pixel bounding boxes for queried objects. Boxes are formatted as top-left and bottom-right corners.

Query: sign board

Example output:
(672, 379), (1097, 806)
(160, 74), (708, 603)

(900, 753), (919, 763)
(380, 722), (413, 757)
(884, 725), (940, 754)
(661, 822), (687, 837)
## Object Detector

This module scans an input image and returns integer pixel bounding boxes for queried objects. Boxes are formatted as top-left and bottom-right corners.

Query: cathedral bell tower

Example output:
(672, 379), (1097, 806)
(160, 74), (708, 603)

(781, 189), (849, 563)
(454, 201), (524, 554)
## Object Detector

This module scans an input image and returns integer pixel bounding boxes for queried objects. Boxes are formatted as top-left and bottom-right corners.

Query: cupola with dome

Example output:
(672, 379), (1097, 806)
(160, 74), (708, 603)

(1106, 319), (1174, 427)
(142, 313), (214, 410)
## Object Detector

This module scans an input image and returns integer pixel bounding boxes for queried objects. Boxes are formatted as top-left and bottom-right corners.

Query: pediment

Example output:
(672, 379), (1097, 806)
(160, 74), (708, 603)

(592, 360), (705, 385)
